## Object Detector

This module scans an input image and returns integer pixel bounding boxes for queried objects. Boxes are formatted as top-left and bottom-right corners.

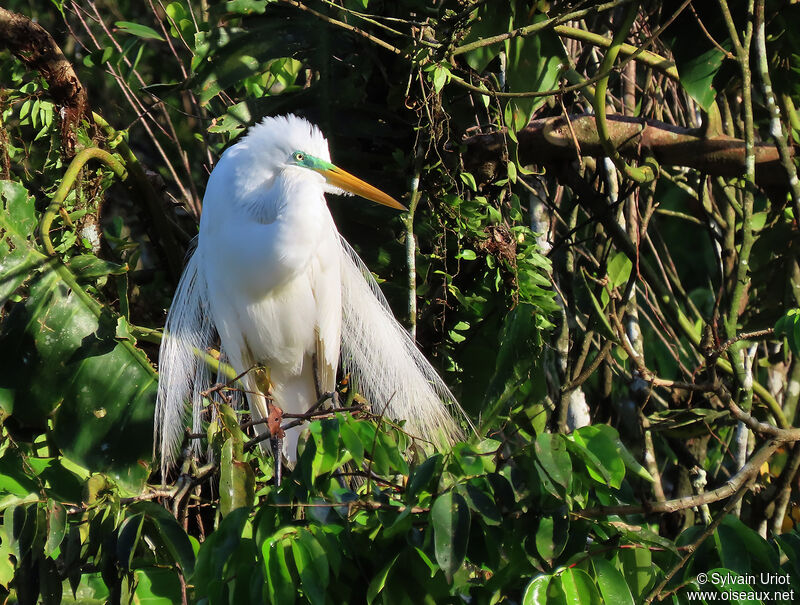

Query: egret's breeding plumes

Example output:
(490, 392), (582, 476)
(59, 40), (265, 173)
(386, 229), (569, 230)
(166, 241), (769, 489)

(156, 114), (466, 475)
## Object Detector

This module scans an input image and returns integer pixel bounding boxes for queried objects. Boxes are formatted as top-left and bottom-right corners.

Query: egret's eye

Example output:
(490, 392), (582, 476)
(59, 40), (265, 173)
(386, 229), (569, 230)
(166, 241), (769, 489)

(292, 152), (305, 163)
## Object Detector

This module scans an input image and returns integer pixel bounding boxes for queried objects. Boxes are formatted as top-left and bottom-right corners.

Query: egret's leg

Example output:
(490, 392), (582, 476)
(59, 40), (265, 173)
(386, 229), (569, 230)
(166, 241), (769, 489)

(271, 434), (283, 486)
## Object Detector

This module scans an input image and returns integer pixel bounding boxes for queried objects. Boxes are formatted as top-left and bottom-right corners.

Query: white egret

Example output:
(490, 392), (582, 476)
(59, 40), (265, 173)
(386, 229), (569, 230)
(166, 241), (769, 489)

(155, 114), (465, 476)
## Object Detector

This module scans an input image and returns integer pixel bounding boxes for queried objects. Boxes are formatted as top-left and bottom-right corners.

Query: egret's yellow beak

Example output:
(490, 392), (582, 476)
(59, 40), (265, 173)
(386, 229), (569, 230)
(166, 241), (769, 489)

(320, 165), (407, 211)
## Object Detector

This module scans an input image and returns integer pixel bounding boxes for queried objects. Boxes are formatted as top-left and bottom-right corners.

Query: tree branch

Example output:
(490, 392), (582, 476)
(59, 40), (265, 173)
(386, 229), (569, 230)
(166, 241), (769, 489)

(463, 114), (793, 187)
(0, 7), (92, 153)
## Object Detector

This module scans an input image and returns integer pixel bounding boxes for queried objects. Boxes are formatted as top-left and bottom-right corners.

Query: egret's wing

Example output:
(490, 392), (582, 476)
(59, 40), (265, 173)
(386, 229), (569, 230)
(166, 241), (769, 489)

(155, 243), (216, 474)
(338, 236), (469, 446)
(312, 228), (342, 397)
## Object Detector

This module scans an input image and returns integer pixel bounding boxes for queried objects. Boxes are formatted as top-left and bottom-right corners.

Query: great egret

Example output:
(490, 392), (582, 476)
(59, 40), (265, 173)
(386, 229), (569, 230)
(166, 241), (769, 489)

(155, 114), (465, 476)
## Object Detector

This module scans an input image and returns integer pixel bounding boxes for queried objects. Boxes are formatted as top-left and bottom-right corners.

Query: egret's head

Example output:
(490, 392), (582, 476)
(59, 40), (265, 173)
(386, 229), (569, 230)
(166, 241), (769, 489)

(228, 115), (405, 211)
(288, 149), (406, 210)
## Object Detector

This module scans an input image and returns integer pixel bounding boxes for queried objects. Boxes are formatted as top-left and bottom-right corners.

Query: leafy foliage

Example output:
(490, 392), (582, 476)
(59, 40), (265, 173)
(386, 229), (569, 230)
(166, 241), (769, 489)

(1, 0), (800, 603)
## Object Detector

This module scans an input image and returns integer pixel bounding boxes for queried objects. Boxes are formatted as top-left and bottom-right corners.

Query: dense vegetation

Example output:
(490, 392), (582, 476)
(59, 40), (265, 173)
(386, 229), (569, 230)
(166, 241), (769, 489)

(1, 0), (800, 603)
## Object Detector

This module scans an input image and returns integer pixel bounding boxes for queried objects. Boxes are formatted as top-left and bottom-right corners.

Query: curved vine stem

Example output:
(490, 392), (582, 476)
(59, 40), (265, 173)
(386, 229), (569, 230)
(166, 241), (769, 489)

(592, 2), (658, 184)
(39, 147), (127, 255)
(36, 146), (156, 378)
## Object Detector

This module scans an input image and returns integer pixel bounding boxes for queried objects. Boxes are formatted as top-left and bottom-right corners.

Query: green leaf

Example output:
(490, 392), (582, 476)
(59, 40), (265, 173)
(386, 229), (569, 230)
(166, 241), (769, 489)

(607, 251), (632, 289)
(535, 510), (569, 564)
(462, 3), (512, 72)
(0, 183), (155, 490)
(522, 574), (552, 604)
(775, 308), (800, 354)
(263, 533), (296, 605)
(133, 569), (183, 604)
(116, 512), (145, 571)
(592, 558), (635, 605)
(507, 160), (517, 184)
(225, 0), (269, 13)
(557, 567), (602, 603)
(339, 416), (365, 467)
(44, 500), (66, 557)
(193, 508), (254, 599)
(504, 13), (566, 129)
(616, 547), (655, 600)
(134, 502), (196, 578)
(291, 531), (326, 605)
(406, 454), (442, 503)
(535, 433), (572, 491)
(0, 450), (39, 497)
(220, 438), (256, 516)
(310, 417), (340, 478)
(367, 553), (400, 604)
(67, 254), (127, 280)
(674, 46), (726, 112)
(459, 482), (501, 526)
(571, 425), (626, 488)
(720, 517), (778, 572)
(460, 172), (477, 192)
(0, 182), (39, 303)
(115, 21), (165, 41)
(431, 65), (450, 93)
(431, 491), (470, 581)
(564, 437), (611, 486)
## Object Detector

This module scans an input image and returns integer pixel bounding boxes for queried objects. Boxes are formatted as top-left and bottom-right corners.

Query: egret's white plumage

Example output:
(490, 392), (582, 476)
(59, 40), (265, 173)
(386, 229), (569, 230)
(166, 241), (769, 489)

(155, 114), (464, 473)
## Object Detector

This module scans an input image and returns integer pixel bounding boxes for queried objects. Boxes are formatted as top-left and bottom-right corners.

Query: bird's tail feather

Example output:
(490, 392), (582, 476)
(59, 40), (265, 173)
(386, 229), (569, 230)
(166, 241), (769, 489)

(155, 246), (215, 475)
(338, 236), (471, 447)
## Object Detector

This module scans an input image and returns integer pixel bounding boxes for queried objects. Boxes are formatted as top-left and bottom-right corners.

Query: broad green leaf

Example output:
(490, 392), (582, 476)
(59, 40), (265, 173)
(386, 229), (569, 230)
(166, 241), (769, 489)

(535, 433), (572, 491)
(591, 558), (635, 605)
(220, 438), (256, 516)
(134, 502), (197, 578)
(116, 512), (145, 570)
(44, 500), (66, 557)
(67, 254), (127, 280)
(459, 482), (501, 526)
(297, 529), (329, 591)
(462, 3), (512, 72)
(310, 418), (340, 478)
(0, 182), (156, 490)
(225, 0), (269, 13)
(535, 510), (569, 564)
(504, 13), (566, 129)
(564, 437), (611, 486)
(291, 532), (325, 605)
(134, 569), (183, 604)
(616, 547), (655, 600)
(713, 523), (750, 577)
(775, 308), (800, 354)
(406, 454), (442, 503)
(0, 450), (39, 497)
(522, 574), (552, 604)
(674, 46), (726, 112)
(367, 553), (400, 604)
(591, 424), (652, 483)
(339, 416), (365, 467)
(264, 535), (296, 605)
(572, 426), (625, 488)
(557, 567), (602, 603)
(431, 491), (470, 581)
(607, 251), (632, 289)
